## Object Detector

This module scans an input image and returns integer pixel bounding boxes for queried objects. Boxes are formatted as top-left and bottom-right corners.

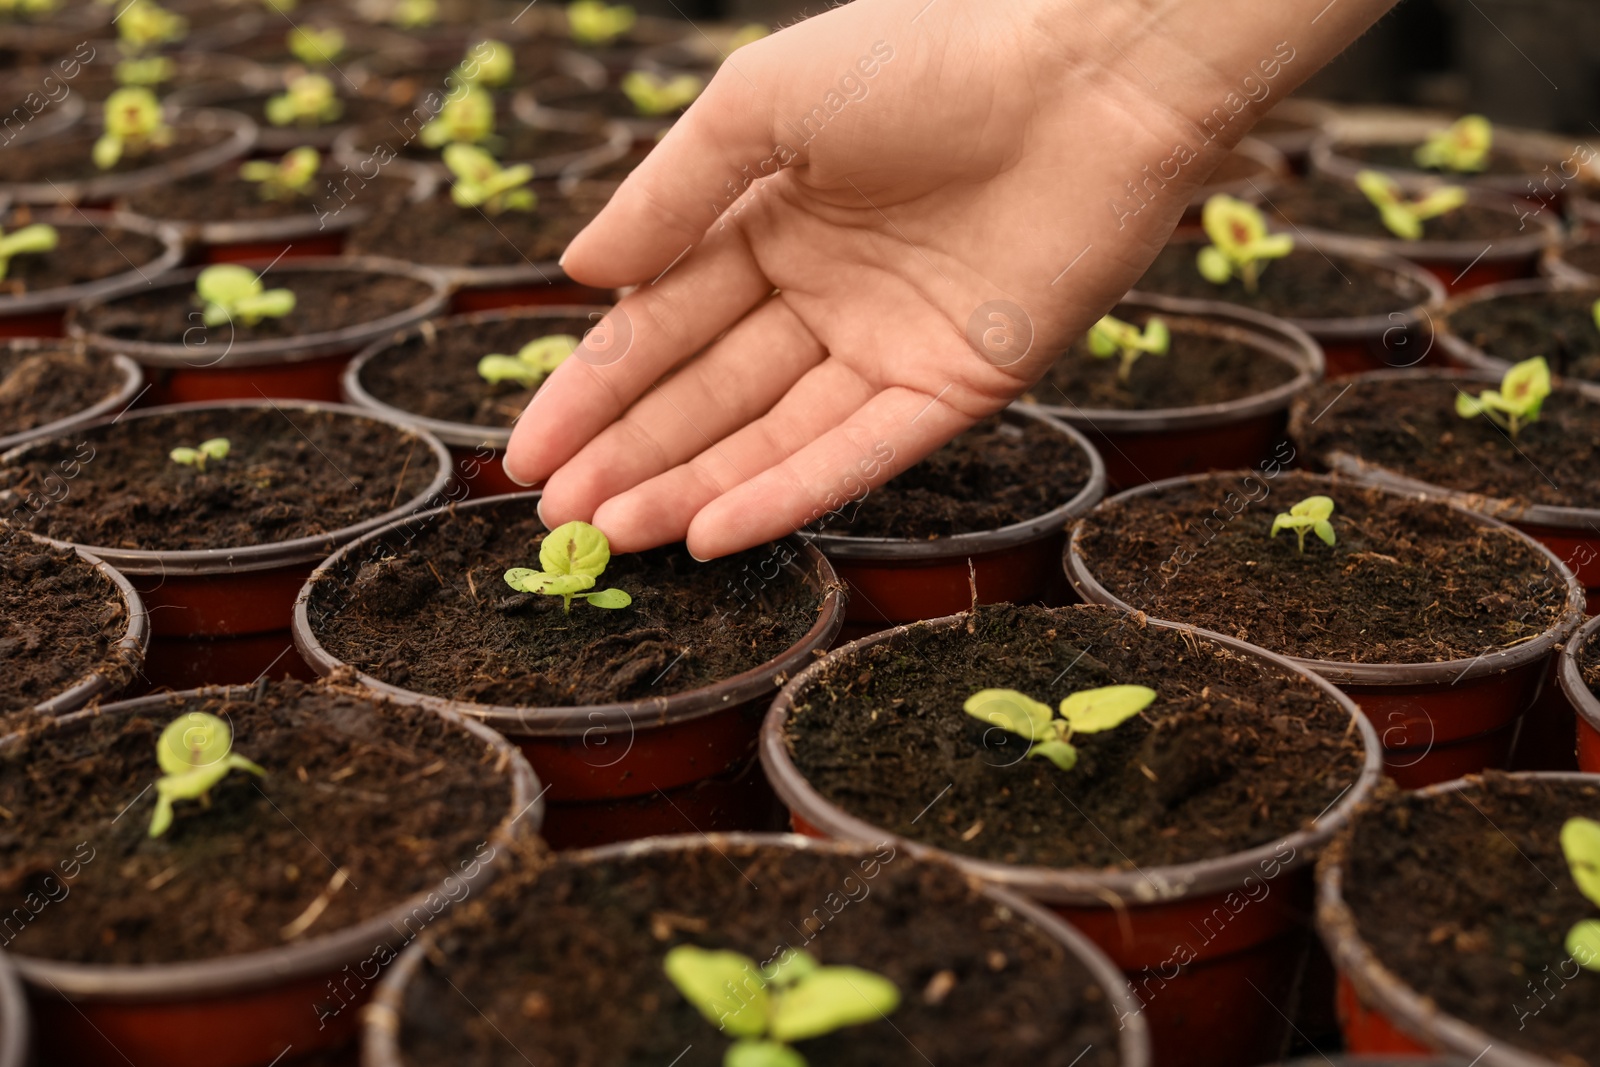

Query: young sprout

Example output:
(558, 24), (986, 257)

(148, 711), (266, 838)
(420, 85), (495, 148)
(1413, 114), (1492, 174)
(196, 265), (296, 328)
(443, 144), (535, 214)
(116, 0), (187, 53)
(964, 685), (1156, 772)
(1086, 313), (1169, 383)
(458, 39), (514, 88)
(169, 437), (230, 471)
(1592, 298), (1600, 335)
(1454, 356), (1551, 439)
(503, 520), (632, 612)
(1563, 817), (1600, 971)
(620, 70), (704, 116)
(0, 0), (62, 16)
(93, 87), (173, 169)
(287, 25), (345, 66)
(390, 0), (437, 28)
(239, 147), (321, 201)
(477, 334), (577, 387)
(1195, 194), (1293, 294)
(265, 73), (343, 128)
(1354, 169), (1468, 241)
(567, 0), (636, 46)
(1270, 495), (1336, 554)
(664, 945), (900, 1067)
(0, 222), (57, 281)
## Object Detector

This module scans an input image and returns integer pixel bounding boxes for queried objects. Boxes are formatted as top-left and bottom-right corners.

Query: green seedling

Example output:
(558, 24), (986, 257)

(964, 685), (1156, 772)
(117, 0), (186, 53)
(1196, 194), (1293, 294)
(287, 25), (345, 66)
(391, 0), (436, 28)
(1355, 169), (1468, 241)
(1454, 356), (1551, 439)
(1591, 298), (1600, 336)
(567, 0), (635, 45)
(196, 264), (296, 328)
(148, 711), (266, 838)
(261, 0), (296, 12)
(115, 55), (174, 86)
(265, 73), (343, 128)
(420, 85), (494, 148)
(458, 39), (513, 88)
(0, 0), (62, 17)
(93, 87), (172, 169)
(1564, 817), (1600, 971)
(169, 436), (230, 471)
(239, 147), (321, 201)
(620, 70), (703, 116)
(443, 143), (535, 213)
(478, 334), (577, 387)
(1413, 114), (1492, 174)
(504, 520), (632, 612)
(1086, 313), (1169, 383)
(0, 222), (57, 282)
(1270, 495), (1336, 554)
(664, 945), (900, 1067)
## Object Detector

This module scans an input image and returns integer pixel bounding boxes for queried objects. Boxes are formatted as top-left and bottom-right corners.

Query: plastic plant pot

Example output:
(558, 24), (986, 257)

(760, 611), (1384, 1067)
(1559, 614), (1600, 773)
(805, 406), (1105, 639)
(22, 537), (151, 716)
(1314, 770), (1597, 1065)
(1065, 471), (1587, 788)
(328, 112), (631, 189)
(1024, 297), (1324, 490)
(1542, 233), (1600, 286)
(1251, 98), (1339, 174)
(0, 950), (26, 1067)
(1434, 276), (1598, 377)
(8, 684), (542, 1067)
(166, 79), (399, 156)
(68, 256), (451, 404)
(0, 72), (84, 148)
(0, 345), (142, 454)
(291, 492), (846, 851)
(513, 81), (679, 149)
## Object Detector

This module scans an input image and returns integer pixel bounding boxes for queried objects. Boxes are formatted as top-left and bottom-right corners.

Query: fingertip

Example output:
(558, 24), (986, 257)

(502, 452), (538, 489)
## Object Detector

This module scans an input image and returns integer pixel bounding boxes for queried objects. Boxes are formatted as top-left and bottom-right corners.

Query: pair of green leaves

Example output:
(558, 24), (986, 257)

(1355, 169), (1468, 241)
(964, 684), (1156, 772)
(117, 0), (186, 53)
(93, 87), (172, 170)
(1270, 495), (1337, 555)
(456, 39), (514, 89)
(421, 87), (495, 149)
(621, 70), (705, 117)
(1086, 313), (1169, 383)
(239, 147), (320, 202)
(444, 144), (536, 215)
(0, 222), (57, 282)
(1455, 356), (1551, 439)
(287, 25), (345, 67)
(169, 437), (230, 471)
(478, 334), (577, 387)
(149, 712), (266, 838)
(1196, 195), (1293, 294)
(1414, 114), (1492, 174)
(266, 74), (343, 128)
(568, 0), (636, 45)
(196, 265), (296, 328)
(504, 520), (632, 612)
(1561, 817), (1600, 970)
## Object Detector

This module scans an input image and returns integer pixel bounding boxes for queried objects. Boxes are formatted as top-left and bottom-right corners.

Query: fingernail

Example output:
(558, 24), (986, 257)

(688, 546), (711, 563)
(536, 498), (552, 528)
(557, 250), (570, 270)
(502, 455), (537, 488)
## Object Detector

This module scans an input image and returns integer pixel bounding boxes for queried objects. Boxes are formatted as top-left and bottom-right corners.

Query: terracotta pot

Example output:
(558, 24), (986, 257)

(1560, 614), (1600, 774)
(68, 256), (451, 403)
(1024, 296), (1323, 490)
(1251, 98), (1339, 174)
(0, 949), (25, 1067)
(761, 610), (1383, 1067)
(291, 491), (846, 850)
(1065, 471), (1587, 788)
(0, 346), (142, 454)
(362, 831), (1153, 1067)
(1315, 770), (1598, 1064)
(9, 684), (542, 1067)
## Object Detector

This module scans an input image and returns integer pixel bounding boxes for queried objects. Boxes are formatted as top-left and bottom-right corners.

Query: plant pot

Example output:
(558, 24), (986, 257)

(1315, 770), (1600, 1065)
(1065, 471), (1586, 788)
(1434, 276), (1600, 380)
(362, 831), (1153, 1067)
(1179, 137), (1289, 224)
(1542, 231), (1600, 286)
(1251, 98), (1339, 174)
(0, 949), (26, 1067)
(4, 680), (542, 1067)
(167, 77), (409, 155)
(1023, 296), (1323, 490)
(528, 10), (694, 78)
(1560, 614), (1600, 773)
(0, 343), (142, 453)
(218, 22), (427, 86)
(292, 491), (846, 850)
(0, 399), (454, 691)
(761, 605), (1383, 1067)
(0, 65), (86, 148)
(513, 82), (680, 148)
(68, 255), (451, 403)
(803, 406), (1104, 639)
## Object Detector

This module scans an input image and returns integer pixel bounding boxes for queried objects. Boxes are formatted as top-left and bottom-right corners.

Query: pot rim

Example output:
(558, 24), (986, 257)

(0, 398), (456, 576)
(1434, 275), (1599, 377)
(1543, 232), (1600, 287)
(1250, 98), (1340, 157)
(6, 682), (543, 1001)
(1188, 135), (1289, 210)
(67, 254), (452, 367)
(361, 830), (1153, 1067)
(26, 535), (151, 716)
(804, 405), (1107, 562)
(1558, 613), (1600, 741)
(292, 491), (847, 736)
(1064, 469), (1586, 687)
(0, 946), (25, 1067)
(0, 347), (143, 454)
(0, 207), (186, 316)
(1315, 769), (1600, 1067)
(328, 116), (631, 186)
(512, 86), (674, 141)
(0, 88), (83, 148)
(761, 607), (1383, 906)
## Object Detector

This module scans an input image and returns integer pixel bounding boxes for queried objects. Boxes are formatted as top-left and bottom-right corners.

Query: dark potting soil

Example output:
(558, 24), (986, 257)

(119, 162), (416, 226)
(0, 680), (514, 964)
(786, 603), (1364, 868)
(1341, 773), (1600, 1065)
(536, 84), (686, 122)
(1444, 288), (1600, 382)
(1338, 141), (1534, 178)
(0, 534), (133, 713)
(0, 406), (439, 551)
(0, 346), (122, 436)
(345, 186), (608, 267)
(307, 498), (826, 707)
(1074, 471), (1569, 664)
(1038, 323), (1299, 410)
(399, 842), (1123, 1067)
(352, 119), (611, 168)
(0, 210), (164, 296)
(357, 312), (598, 426)
(819, 414), (1089, 539)
(1294, 375), (1600, 511)
(0, 123), (231, 185)
(76, 268), (434, 346)
(1133, 242), (1416, 321)
(1583, 626), (1600, 701)
(1264, 176), (1526, 242)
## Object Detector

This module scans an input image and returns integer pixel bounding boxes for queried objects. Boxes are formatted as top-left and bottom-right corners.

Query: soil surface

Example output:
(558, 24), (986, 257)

(787, 602), (1365, 868)
(1074, 471), (1569, 663)
(351, 116), (610, 167)
(0, 406), (439, 552)
(399, 841), (1123, 1067)
(1038, 321), (1299, 410)
(119, 161), (415, 226)
(213, 89), (393, 134)
(76, 268), (434, 346)
(0, 681), (514, 964)
(1583, 627), (1600, 701)
(1294, 375), (1600, 511)
(1337, 141), (1534, 178)
(345, 185), (608, 266)
(1444, 288), (1600, 382)
(0, 346), (124, 437)
(1341, 773), (1600, 1065)
(306, 497), (827, 707)
(819, 414), (1090, 539)
(536, 84), (686, 122)
(0, 123), (231, 185)
(0, 209), (164, 297)
(1264, 176), (1526, 242)
(1134, 242), (1418, 320)
(0, 534), (134, 713)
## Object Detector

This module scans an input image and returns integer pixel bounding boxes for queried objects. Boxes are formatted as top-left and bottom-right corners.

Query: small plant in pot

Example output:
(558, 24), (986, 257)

(521, 65), (704, 144)
(1561, 616), (1600, 773)
(1436, 278), (1600, 386)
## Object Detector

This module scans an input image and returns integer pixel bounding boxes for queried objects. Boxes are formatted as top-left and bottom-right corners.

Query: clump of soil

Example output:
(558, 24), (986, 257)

(0, 209), (164, 296)
(819, 414), (1090, 539)
(0, 123), (231, 185)
(1264, 176), (1527, 242)
(0, 406), (439, 551)
(345, 186), (608, 267)
(1340, 773), (1600, 1065)
(1337, 141), (1533, 178)
(307, 498), (827, 707)
(0, 680), (515, 964)
(786, 602), (1364, 868)
(119, 161), (416, 226)
(1444, 288), (1600, 382)
(1074, 471), (1569, 663)
(1133, 242), (1420, 320)
(399, 841), (1123, 1067)
(1294, 375), (1600, 510)
(0, 346), (124, 437)
(0, 534), (134, 713)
